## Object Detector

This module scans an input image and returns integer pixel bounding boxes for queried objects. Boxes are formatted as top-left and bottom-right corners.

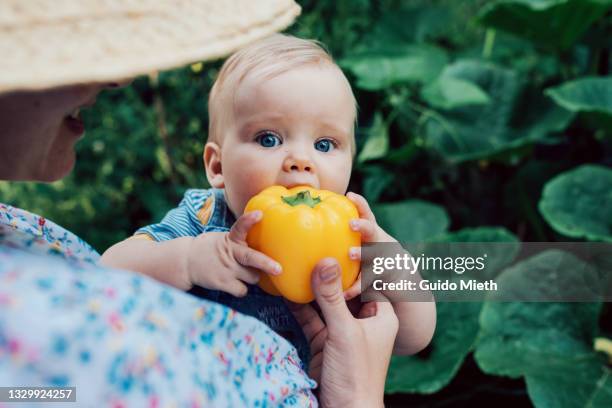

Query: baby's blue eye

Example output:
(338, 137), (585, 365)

(255, 132), (282, 148)
(314, 139), (335, 152)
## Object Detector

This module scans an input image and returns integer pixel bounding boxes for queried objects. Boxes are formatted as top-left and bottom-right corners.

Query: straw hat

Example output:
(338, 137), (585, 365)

(0, 0), (301, 93)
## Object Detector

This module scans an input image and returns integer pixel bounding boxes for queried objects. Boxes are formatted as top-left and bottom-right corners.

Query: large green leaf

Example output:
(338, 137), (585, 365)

(340, 44), (448, 91)
(421, 75), (491, 110)
(386, 227), (518, 394)
(545, 77), (612, 131)
(485, 250), (604, 303)
(386, 302), (482, 394)
(423, 60), (519, 161)
(361, 165), (395, 203)
(373, 200), (449, 242)
(474, 249), (609, 407)
(539, 165), (612, 242)
(546, 77), (612, 115)
(431, 227), (521, 280)
(339, 4), (452, 91)
(478, 0), (612, 51)
(423, 60), (573, 163)
(434, 226), (519, 243)
(506, 86), (575, 145)
(357, 112), (389, 163)
(367, 6), (452, 45)
(525, 356), (612, 408)
(503, 160), (569, 241)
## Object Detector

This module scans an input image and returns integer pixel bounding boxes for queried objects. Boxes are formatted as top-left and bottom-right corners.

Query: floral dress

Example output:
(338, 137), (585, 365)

(0, 203), (317, 407)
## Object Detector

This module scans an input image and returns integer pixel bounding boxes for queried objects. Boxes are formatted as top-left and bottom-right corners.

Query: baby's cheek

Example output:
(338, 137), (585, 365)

(229, 168), (276, 214)
(244, 167), (276, 193)
(321, 159), (352, 194)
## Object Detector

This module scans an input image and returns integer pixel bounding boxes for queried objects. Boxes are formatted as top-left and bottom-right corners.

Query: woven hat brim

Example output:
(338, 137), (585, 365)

(0, 0), (301, 94)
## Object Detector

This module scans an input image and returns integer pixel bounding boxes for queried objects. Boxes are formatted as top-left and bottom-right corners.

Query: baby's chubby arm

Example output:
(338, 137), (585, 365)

(343, 193), (436, 355)
(100, 211), (282, 297)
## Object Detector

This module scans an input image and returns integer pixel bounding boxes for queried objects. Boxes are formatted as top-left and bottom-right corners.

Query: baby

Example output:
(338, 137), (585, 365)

(101, 34), (436, 365)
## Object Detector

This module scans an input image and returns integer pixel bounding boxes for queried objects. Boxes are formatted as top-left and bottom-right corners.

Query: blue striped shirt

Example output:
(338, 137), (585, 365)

(136, 188), (310, 366)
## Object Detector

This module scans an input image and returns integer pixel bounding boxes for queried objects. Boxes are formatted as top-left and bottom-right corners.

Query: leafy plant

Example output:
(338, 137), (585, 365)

(1, 0), (611, 406)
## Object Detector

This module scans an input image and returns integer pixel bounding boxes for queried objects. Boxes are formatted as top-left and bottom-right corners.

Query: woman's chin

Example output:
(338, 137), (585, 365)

(37, 151), (76, 182)
(36, 126), (81, 182)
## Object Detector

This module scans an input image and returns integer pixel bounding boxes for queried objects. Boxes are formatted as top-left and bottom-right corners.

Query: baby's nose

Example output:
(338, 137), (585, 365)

(283, 156), (314, 173)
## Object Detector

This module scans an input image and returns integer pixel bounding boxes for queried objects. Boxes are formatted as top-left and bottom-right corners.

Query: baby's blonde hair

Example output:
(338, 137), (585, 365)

(207, 34), (357, 152)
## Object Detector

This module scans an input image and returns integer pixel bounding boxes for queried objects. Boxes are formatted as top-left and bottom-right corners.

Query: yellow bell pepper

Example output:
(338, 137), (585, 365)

(245, 185), (361, 303)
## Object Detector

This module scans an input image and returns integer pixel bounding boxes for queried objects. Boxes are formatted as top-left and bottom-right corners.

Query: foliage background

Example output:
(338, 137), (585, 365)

(1, 0), (611, 406)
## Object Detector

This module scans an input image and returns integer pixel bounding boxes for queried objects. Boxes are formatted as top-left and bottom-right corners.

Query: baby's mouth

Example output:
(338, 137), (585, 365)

(283, 181), (316, 189)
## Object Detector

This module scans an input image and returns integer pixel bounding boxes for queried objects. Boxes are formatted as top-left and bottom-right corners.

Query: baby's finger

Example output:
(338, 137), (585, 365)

(343, 274), (362, 300)
(348, 246), (361, 261)
(224, 279), (249, 298)
(349, 218), (377, 242)
(346, 192), (376, 222)
(237, 267), (260, 285)
(228, 211), (262, 243)
(233, 245), (282, 276)
(350, 245), (378, 266)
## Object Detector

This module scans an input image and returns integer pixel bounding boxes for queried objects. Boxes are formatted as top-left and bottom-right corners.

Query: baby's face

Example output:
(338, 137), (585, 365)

(212, 64), (355, 216)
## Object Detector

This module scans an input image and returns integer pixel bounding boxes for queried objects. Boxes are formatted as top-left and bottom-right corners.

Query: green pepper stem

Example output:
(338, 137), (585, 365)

(281, 190), (322, 208)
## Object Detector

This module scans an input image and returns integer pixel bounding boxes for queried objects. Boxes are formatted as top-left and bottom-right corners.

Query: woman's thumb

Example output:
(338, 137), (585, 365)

(311, 258), (351, 329)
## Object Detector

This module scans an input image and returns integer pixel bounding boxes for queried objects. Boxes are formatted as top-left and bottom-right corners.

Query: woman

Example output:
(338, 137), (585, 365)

(0, 1), (398, 407)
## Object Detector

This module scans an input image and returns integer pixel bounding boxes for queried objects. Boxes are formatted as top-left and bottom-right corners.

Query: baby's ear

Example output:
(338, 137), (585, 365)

(203, 142), (224, 188)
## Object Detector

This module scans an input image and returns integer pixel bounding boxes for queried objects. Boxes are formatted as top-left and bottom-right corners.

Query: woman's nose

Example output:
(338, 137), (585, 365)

(283, 155), (314, 173)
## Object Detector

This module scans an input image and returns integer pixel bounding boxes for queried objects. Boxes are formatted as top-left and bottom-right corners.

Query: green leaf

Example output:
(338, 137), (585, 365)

(539, 165), (612, 242)
(341, 44), (448, 91)
(386, 227), (517, 394)
(423, 60), (520, 162)
(386, 302), (483, 394)
(478, 0), (612, 51)
(434, 226), (518, 243)
(585, 372), (612, 407)
(343, 4), (452, 92)
(423, 60), (573, 163)
(357, 112), (389, 163)
(368, 6), (453, 45)
(486, 250), (604, 303)
(525, 356), (612, 408)
(545, 77), (612, 131)
(474, 249), (608, 407)
(431, 227), (520, 279)
(506, 86), (575, 144)
(546, 77), (612, 115)
(421, 76), (491, 110)
(373, 200), (450, 242)
(362, 165), (394, 203)
(504, 160), (569, 240)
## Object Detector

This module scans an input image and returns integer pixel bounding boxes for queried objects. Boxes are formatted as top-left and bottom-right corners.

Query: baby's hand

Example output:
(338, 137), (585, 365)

(184, 211), (282, 297)
(343, 192), (396, 300)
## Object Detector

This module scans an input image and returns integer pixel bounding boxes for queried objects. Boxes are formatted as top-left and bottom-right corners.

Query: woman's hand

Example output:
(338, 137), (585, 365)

(287, 258), (398, 408)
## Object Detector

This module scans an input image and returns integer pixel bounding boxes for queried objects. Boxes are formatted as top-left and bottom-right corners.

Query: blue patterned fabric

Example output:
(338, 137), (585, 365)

(0, 203), (317, 407)
(136, 189), (311, 365)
